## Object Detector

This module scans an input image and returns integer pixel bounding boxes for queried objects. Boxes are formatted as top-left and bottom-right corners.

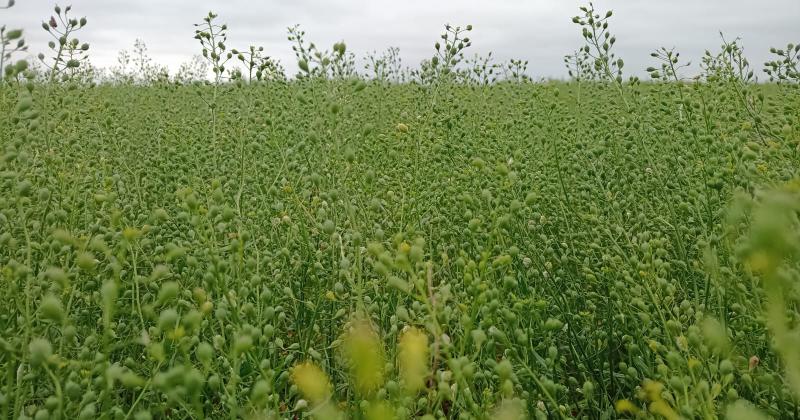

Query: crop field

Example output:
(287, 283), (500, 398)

(2, 3), (800, 420)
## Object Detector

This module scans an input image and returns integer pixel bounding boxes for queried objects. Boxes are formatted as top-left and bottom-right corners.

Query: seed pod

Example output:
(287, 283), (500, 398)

(78, 404), (96, 420)
(157, 282), (179, 306)
(471, 329), (487, 348)
(544, 318), (563, 331)
(233, 335), (253, 355)
(496, 359), (513, 380)
(719, 359), (734, 375)
(39, 295), (64, 323)
(195, 342), (213, 366)
(133, 411), (152, 420)
(322, 219), (335, 234)
(157, 309), (178, 331)
(6, 29), (22, 40)
(250, 380), (271, 406)
(76, 251), (96, 271)
(29, 338), (53, 367)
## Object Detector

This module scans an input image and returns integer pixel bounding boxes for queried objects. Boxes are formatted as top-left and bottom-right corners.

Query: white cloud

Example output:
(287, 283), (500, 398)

(2, 0), (797, 79)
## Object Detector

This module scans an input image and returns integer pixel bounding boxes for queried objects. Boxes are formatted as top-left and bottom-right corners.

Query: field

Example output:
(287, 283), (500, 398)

(1, 4), (800, 418)
(1, 77), (799, 419)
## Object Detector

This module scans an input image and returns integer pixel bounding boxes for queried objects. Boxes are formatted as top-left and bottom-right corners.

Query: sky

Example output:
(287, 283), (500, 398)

(2, 0), (798, 80)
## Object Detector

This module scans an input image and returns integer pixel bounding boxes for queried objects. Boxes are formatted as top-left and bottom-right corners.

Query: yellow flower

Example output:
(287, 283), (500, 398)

(291, 362), (332, 404)
(615, 399), (640, 415)
(342, 320), (385, 395)
(398, 327), (429, 392)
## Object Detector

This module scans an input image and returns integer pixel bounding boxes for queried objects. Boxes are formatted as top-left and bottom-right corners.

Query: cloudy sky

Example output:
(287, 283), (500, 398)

(2, 0), (798, 79)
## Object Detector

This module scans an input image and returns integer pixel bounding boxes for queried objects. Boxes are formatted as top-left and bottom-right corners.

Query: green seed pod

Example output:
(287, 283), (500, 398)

(157, 309), (178, 331)
(76, 251), (96, 271)
(208, 374), (221, 390)
(133, 410), (152, 420)
(39, 295), (64, 323)
(65, 381), (81, 400)
(719, 359), (734, 375)
(583, 381), (594, 398)
(500, 379), (514, 397)
(78, 404), (97, 420)
(15, 60), (29, 74)
(544, 318), (564, 331)
(496, 359), (513, 380)
(157, 281), (180, 306)
(547, 345), (558, 361)
(196, 342), (213, 365)
(16, 179), (33, 196)
(29, 338), (53, 367)
(322, 219), (335, 235)
(6, 29), (23, 40)
(250, 380), (271, 406)
(101, 280), (118, 322)
(234, 335), (253, 355)
(45, 267), (68, 289)
(470, 330), (486, 348)
(726, 388), (738, 402)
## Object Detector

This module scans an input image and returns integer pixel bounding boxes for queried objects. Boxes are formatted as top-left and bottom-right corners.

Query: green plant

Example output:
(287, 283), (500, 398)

(702, 34), (786, 143)
(288, 25), (356, 80)
(193, 11), (232, 144)
(173, 54), (209, 84)
(430, 23), (473, 83)
(230, 45), (285, 83)
(764, 43), (800, 83)
(1, 3), (800, 419)
(109, 39), (168, 84)
(37, 4), (89, 83)
(571, 3), (623, 83)
(1, 0), (27, 81)
(194, 11), (231, 86)
(460, 52), (499, 85)
(563, 48), (597, 81)
(647, 47), (690, 82)
(571, 3), (628, 107)
(365, 46), (404, 84)
(501, 59), (531, 83)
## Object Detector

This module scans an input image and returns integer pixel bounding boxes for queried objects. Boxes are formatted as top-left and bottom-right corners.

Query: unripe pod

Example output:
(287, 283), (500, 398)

(196, 342), (213, 365)
(496, 359), (513, 380)
(298, 59), (309, 73)
(29, 338), (53, 367)
(157, 309), (178, 331)
(39, 295), (64, 323)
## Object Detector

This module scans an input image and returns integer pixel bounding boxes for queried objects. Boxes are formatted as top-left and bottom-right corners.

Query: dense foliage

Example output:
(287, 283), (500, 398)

(1, 72), (799, 419)
(2, 2), (800, 420)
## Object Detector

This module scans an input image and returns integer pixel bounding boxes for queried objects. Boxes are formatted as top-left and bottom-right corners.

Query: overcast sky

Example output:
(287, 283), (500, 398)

(2, 0), (798, 79)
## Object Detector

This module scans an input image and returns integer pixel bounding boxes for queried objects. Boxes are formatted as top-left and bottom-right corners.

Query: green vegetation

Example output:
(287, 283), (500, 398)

(1, 2), (800, 419)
